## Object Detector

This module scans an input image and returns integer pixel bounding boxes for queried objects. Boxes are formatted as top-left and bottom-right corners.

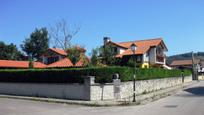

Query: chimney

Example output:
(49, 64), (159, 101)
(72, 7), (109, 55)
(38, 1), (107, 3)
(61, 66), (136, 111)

(103, 37), (110, 45)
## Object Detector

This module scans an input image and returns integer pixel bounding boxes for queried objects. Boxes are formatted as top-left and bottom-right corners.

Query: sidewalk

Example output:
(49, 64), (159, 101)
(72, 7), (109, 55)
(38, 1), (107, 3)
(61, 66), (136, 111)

(0, 81), (198, 106)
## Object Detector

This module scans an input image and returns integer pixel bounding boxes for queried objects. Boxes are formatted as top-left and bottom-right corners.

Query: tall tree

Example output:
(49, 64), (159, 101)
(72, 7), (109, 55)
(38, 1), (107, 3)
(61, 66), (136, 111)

(21, 28), (49, 60)
(99, 44), (117, 65)
(66, 46), (85, 65)
(90, 48), (100, 66)
(0, 41), (24, 60)
(49, 19), (80, 50)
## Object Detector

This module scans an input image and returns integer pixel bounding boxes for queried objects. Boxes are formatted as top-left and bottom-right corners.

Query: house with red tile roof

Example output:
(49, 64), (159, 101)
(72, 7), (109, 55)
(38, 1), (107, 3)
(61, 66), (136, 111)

(103, 37), (169, 68)
(0, 47), (88, 69)
(40, 47), (87, 68)
(41, 48), (67, 65)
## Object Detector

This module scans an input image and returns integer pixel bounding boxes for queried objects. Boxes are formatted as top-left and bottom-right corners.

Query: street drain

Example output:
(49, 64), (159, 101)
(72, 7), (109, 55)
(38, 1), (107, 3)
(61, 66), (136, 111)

(164, 105), (178, 108)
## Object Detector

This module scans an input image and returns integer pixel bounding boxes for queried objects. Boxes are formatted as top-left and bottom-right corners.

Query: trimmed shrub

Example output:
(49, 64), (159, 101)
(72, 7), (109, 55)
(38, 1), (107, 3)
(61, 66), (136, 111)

(0, 67), (191, 83)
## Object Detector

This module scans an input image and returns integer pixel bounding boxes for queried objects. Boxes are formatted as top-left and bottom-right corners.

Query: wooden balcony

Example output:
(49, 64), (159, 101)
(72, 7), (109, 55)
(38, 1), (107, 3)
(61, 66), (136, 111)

(156, 55), (165, 63)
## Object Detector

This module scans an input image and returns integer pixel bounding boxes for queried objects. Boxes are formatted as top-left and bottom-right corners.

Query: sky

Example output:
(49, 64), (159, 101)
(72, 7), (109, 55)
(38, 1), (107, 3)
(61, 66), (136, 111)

(0, 0), (204, 56)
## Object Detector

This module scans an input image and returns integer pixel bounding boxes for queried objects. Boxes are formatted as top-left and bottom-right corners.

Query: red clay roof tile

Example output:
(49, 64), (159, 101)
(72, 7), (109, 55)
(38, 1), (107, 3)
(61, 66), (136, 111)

(170, 59), (200, 66)
(74, 57), (90, 67)
(47, 58), (73, 68)
(49, 48), (67, 56)
(115, 46), (150, 57)
(110, 38), (166, 57)
(117, 38), (162, 49)
(75, 59), (84, 67)
(0, 60), (28, 68)
(0, 60), (46, 68)
(33, 62), (47, 68)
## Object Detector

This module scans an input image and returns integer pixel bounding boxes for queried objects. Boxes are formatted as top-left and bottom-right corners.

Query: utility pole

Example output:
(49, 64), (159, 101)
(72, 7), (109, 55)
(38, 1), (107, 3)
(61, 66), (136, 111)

(192, 51), (197, 80)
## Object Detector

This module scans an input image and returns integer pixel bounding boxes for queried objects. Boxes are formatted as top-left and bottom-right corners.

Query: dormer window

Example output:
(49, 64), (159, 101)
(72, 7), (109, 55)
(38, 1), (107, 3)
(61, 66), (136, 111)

(131, 43), (137, 54)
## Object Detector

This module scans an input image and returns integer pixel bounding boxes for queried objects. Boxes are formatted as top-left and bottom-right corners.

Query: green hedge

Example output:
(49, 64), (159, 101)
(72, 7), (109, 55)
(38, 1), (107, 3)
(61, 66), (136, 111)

(0, 67), (191, 83)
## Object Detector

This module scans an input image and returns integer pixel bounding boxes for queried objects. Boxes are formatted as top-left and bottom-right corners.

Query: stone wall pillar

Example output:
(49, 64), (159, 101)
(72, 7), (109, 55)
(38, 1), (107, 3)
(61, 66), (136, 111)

(113, 74), (121, 100)
(84, 76), (95, 100)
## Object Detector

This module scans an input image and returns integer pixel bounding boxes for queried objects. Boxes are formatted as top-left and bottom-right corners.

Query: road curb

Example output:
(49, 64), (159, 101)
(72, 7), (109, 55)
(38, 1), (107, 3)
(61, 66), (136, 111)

(0, 81), (198, 107)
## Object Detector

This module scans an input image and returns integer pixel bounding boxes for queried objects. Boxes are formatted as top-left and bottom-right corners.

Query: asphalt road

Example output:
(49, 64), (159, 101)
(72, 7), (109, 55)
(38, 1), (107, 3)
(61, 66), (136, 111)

(1, 81), (204, 115)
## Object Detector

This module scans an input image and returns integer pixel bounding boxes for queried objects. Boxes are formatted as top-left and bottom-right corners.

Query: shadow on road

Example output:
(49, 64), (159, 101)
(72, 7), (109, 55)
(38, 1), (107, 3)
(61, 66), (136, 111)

(184, 87), (204, 96)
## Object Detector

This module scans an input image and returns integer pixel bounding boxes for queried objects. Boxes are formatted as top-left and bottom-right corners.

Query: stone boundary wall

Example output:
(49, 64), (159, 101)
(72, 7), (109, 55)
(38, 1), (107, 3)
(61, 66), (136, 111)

(90, 76), (192, 100)
(0, 76), (192, 101)
(0, 83), (90, 100)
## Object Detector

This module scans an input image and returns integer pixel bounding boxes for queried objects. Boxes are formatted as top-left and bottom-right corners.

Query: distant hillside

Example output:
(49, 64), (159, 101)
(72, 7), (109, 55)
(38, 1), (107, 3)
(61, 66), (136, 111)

(166, 52), (204, 65)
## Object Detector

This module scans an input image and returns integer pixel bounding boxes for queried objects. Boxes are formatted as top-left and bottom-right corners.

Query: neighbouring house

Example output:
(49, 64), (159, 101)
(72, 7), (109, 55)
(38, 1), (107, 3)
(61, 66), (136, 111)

(40, 47), (87, 68)
(170, 59), (202, 72)
(41, 48), (67, 65)
(0, 47), (88, 69)
(103, 37), (169, 68)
